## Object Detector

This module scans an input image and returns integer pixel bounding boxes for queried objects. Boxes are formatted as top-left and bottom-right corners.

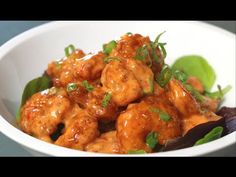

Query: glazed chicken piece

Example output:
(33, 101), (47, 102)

(47, 50), (106, 87)
(85, 131), (121, 154)
(20, 88), (71, 142)
(55, 110), (99, 150)
(166, 79), (220, 134)
(116, 95), (181, 153)
(101, 60), (142, 106)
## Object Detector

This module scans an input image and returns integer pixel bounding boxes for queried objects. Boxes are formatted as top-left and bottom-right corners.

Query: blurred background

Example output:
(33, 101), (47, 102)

(0, 21), (235, 156)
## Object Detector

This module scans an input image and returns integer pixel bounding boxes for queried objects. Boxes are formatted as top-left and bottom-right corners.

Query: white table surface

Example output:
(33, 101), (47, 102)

(0, 21), (235, 156)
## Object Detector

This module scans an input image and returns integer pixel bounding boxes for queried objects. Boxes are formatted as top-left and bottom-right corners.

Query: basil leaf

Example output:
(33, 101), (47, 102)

(146, 131), (158, 149)
(103, 40), (117, 55)
(128, 150), (147, 154)
(17, 75), (52, 121)
(172, 55), (216, 91)
(194, 126), (223, 146)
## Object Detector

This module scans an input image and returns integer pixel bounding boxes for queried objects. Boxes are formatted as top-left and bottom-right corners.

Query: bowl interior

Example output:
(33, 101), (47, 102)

(0, 21), (235, 156)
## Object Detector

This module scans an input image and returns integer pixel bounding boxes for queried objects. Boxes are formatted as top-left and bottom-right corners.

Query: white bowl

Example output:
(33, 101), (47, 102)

(0, 21), (235, 156)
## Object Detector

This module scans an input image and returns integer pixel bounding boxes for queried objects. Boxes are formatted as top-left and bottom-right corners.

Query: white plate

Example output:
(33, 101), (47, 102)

(0, 21), (235, 156)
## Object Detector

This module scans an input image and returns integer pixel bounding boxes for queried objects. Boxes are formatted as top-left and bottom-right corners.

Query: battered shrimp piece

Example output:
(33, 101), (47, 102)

(116, 95), (181, 153)
(187, 76), (204, 93)
(125, 59), (154, 94)
(166, 79), (220, 134)
(20, 88), (71, 142)
(47, 51), (105, 87)
(86, 87), (119, 121)
(101, 61), (142, 106)
(85, 131), (121, 154)
(166, 79), (200, 117)
(55, 110), (99, 150)
(47, 49), (85, 87)
(109, 34), (151, 60)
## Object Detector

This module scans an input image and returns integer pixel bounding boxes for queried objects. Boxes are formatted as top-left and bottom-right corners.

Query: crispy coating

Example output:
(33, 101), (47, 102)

(85, 131), (121, 154)
(116, 95), (181, 153)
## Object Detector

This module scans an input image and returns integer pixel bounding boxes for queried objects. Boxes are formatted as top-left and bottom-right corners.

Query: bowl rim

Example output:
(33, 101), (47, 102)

(0, 21), (235, 156)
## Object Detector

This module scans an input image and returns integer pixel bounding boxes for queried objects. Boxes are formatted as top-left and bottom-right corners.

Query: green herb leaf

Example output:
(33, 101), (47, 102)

(67, 83), (78, 92)
(128, 150), (147, 154)
(154, 31), (166, 48)
(205, 85), (232, 100)
(156, 65), (172, 88)
(81, 80), (94, 92)
(173, 70), (188, 83)
(134, 45), (149, 60)
(150, 108), (171, 122)
(103, 57), (121, 63)
(103, 40), (117, 55)
(146, 131), (158, 149)
(101, 92), (112, 108)
(158, 43), (167, 59)
(194, 126), (223, 146)
(64, 44), (76, 57)
(184, 83), (204, 102)
(16, 75), (52, 121)
(172, 55), (216, 91)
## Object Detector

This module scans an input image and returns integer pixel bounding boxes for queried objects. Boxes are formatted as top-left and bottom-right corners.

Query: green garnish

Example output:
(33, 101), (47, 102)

(64, 44), (76, 57)
(81, 80), (94, 92)
(158, 42), (167, 59)
(128, 150), (147, 154)
(55, 61), (62, 69)
(150, 42), (160, 63)
(173, 70), (188, 83)
(150, 108), (171, 122)
(194, 126), (224, 146)
(184, 84), (204, 102)
(16, 75), (52, 121)
(205, 85), (232, 100)
(134, 45), (149, 61)
(153, 31), (166, 48)
(146, 131), (158, 149)
(126, 32), (132, 35)
(101, 92), (112, 108)
(67, 83), (78, 92)
(172, 55), (216, 91)
(156, 65), (172, 88)
(103, 40), (117, 55)
(103, 57), (121, 63)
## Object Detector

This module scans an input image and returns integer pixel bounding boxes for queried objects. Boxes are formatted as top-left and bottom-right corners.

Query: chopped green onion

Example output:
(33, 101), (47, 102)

(184, 84), (204, 102)
(205, 85), (232, 100)
(126, 32), (132, 35)
(101, 92), (112, 108)
(128, 150), (147, 154)
(154, 31), (166, 48)
(103, 40), (117, 55)
(156, 66), (172, 88)
(134, 45), (149, 61)
(173, 70), (188, 83)
(48, 87), (58, 95)
(146, 131), (158, 149)
(158, 42), (167, 59)
(194, 126), (223, 146)
(67, 83), (78, 92)
(55, 61), (62, 69)
(81, 80), (94, 92)
(64, 44), (76, 57)
(150, 108), (171, 122)
(150, 42), (160, 63)
(103, 57), (121, 63)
